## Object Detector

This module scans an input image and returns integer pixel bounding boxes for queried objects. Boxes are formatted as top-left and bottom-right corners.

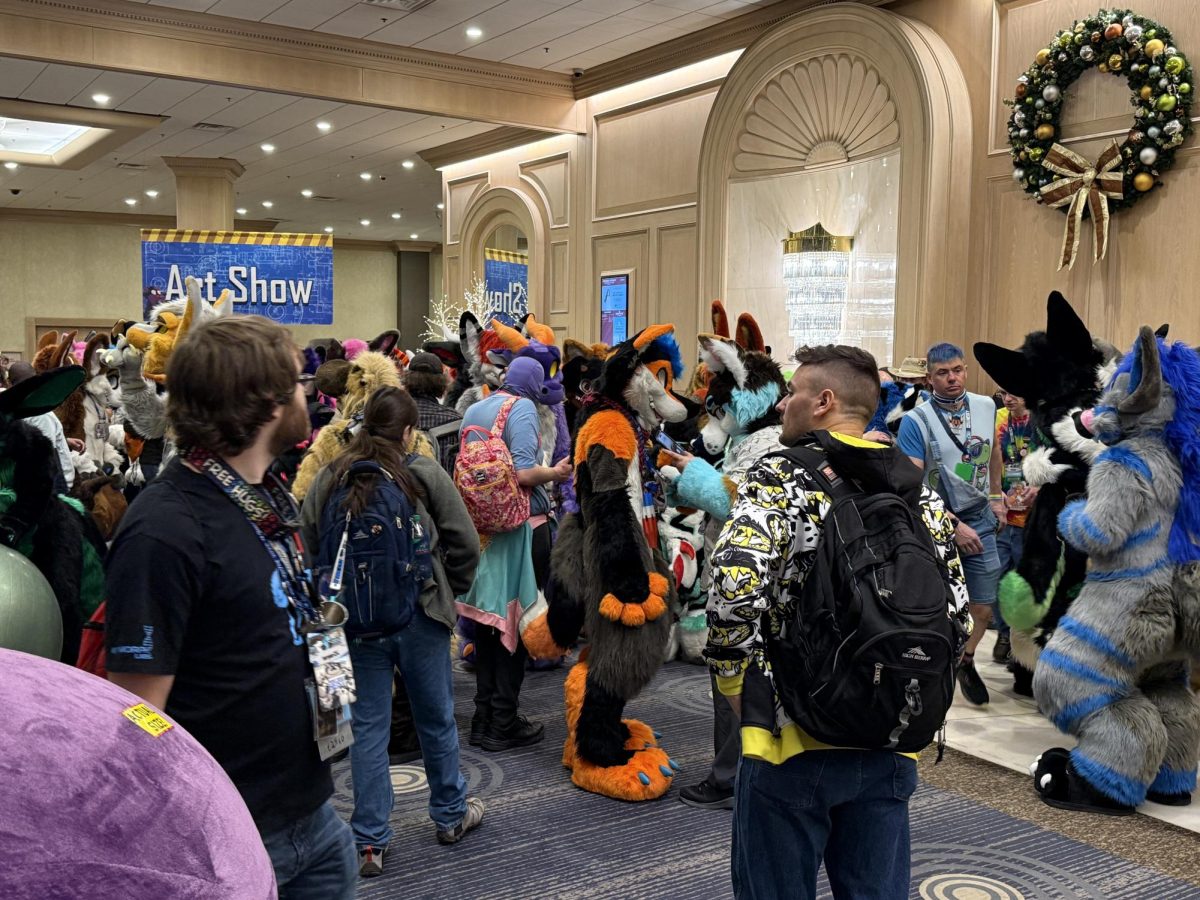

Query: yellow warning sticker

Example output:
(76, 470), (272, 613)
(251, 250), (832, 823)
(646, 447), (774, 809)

(122, 703), (174, 738)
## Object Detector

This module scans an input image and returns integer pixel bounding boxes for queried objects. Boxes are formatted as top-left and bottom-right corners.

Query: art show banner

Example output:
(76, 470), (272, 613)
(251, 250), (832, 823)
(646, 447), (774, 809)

(483, 247), (528, 326)
(141, 229), (334, 325)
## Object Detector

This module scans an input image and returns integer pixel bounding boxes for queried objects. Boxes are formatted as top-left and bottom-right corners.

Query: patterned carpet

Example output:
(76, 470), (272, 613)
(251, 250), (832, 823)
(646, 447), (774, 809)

(331, 658), (1200, 900)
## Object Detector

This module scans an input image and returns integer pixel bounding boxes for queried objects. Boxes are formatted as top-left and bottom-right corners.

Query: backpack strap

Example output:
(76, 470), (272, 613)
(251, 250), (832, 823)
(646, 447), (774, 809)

(428, 419), (463, 443)
(773, 441), (858, 503)
(491, 395), (521, 438)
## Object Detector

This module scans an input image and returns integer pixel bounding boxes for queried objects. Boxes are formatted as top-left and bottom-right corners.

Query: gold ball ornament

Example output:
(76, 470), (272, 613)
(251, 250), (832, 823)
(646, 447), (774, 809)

(1133, 172), (1155, 191)
(1108, 54), (1123, 71)
(1035, 48), (1052, 66)
(1035, 123), (1056, 141)
(1104, 23), (1124, 40)
(1166, 56), (1185, 76)
(1091, 31), (1102, 44)
(1140, 85), (1154, 100)
(1146, 38), (1165, 58)
(1098, 62), (1109, 73)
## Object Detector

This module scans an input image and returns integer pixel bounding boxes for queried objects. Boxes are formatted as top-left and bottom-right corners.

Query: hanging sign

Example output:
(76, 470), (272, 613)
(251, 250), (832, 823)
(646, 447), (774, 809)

(140, 229), (334, 325)
(483, 247), (528, 326)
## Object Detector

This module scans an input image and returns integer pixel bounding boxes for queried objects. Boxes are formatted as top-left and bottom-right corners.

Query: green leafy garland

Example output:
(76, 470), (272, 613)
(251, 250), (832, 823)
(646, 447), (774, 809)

(1007, 8), (1193, 211)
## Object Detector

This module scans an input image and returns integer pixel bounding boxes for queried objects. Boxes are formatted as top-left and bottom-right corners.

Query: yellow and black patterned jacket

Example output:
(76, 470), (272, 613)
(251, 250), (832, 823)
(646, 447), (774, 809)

(703, 432), (970, 763)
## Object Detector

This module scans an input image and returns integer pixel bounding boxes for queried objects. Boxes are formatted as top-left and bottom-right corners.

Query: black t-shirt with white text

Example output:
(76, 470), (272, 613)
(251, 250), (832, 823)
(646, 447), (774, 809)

(105, 460), (332, 832)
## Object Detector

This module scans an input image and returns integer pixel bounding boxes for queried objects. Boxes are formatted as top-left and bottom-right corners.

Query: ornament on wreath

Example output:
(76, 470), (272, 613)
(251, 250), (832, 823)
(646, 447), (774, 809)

(1006, 9), (1193, 269)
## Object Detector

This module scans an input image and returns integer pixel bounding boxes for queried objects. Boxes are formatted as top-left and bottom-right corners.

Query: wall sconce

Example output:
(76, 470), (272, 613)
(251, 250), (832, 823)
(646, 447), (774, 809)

(782, 223), (853, 348)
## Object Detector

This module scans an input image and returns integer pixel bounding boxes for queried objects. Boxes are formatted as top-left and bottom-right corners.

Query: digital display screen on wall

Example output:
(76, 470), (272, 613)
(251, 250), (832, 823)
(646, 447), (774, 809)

(140, 229), (334, 324)
(601, 274), (629, 345)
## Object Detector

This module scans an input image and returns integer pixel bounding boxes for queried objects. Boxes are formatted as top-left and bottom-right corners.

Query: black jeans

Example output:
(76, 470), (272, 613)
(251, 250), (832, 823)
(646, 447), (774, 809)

(473, 624), (528, 731)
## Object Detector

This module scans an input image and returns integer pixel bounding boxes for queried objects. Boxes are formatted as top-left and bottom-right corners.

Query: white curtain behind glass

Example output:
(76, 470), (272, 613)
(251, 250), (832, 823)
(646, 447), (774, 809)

(725, 151), (899, 367)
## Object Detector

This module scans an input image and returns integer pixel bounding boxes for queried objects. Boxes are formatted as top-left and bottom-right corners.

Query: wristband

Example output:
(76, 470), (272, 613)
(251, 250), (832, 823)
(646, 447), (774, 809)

(988, 494), (1004, 501)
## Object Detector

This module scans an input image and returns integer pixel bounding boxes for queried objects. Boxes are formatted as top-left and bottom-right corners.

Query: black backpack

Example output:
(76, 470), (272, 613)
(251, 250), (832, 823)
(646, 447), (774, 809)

(317, 460), (433, 639)
(766, 443), (964, 755)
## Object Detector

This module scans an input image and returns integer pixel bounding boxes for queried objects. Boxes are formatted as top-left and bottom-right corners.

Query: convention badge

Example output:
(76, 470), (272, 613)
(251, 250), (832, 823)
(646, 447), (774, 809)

(1004, 462), (1025, 484)
(306, 679), (355, 761)
(953, 460), (975, 482)
(306, 601), (356, 711)
(94, 421), (110, 441)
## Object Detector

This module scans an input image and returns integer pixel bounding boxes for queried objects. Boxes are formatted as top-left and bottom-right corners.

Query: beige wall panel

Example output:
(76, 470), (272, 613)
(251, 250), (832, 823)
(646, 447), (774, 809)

(0, 221), (398, 353)
(656, 224), (700, 364)
(993, 0), (1200, 155)
(594, 88), (718, 219)
(446, 174), (489, 245)
(550, 240), (570, 315)
(520, 153), (571, 228)
(592, 231), (649, 335)
(0, 12), (93, 62)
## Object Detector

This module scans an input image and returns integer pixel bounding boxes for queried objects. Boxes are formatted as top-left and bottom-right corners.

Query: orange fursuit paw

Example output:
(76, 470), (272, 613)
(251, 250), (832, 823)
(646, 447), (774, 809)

(623, 719), (658, 750)
(569, 744), (680, 802)
(521, 613), (566, 660)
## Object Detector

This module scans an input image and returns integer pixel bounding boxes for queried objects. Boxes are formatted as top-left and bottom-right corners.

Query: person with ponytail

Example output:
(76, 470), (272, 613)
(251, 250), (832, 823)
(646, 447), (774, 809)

(300, 386), (484, 875)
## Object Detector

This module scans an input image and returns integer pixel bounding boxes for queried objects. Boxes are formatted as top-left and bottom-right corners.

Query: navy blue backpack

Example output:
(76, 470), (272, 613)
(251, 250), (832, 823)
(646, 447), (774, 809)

(318, 460), (433, 639)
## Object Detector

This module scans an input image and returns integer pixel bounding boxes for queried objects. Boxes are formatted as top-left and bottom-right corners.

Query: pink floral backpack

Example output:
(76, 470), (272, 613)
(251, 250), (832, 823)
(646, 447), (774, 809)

(454, 396), (530, 534)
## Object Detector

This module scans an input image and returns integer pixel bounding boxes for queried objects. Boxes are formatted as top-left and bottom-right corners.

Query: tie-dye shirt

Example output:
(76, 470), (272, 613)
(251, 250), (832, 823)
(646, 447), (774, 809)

(995, 408), (1050, 528)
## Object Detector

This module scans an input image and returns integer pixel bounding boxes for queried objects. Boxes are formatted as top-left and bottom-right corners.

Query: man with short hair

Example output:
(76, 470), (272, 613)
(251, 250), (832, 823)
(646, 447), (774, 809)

(897, 343), (1002, 705)
(706, 344), (968, 900)
(404, 352), (462, 472)
(105, 316), (356, 899)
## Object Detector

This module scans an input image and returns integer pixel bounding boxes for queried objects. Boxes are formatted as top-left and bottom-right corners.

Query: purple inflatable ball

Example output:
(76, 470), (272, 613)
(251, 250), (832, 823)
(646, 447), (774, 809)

(0, 649), (276, 899)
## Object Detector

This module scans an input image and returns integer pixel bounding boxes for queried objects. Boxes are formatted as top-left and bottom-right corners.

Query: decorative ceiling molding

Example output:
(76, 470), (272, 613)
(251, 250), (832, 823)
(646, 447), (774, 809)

(419, 127), (551, 170)
(0, 97), (164, 170)
(734, 54), (899, 175)
(0, 0), (582, 132)
(573, 0), (893, 98)
(0, 207), (277, 230)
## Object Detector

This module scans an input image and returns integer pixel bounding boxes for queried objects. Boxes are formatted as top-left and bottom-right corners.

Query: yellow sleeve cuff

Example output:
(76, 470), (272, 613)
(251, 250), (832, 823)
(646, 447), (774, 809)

(716, 673), (744, 697)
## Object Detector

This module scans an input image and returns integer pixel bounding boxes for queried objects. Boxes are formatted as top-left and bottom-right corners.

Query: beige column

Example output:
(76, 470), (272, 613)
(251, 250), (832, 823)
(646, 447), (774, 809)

(162, 157), (245, 231)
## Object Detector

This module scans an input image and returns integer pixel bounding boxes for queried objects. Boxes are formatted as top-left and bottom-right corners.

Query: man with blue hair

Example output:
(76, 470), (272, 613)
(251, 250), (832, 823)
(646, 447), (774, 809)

(897, 342), (1002, 705)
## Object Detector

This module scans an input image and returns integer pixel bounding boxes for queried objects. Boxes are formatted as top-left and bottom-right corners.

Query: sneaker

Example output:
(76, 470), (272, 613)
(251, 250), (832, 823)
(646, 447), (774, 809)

(957, 658), (990, 705)
(480, 716), (544, 752)
(679, 778), (734, 810)
(468, 713), (490, 747)
(358, 845), (385, 878)
(992, 634), (1012, 664)
(437, 796), (486, 845)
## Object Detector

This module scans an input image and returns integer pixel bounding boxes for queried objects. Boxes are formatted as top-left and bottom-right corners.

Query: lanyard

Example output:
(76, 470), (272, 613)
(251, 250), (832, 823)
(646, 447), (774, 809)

(179, 446), (320, 623)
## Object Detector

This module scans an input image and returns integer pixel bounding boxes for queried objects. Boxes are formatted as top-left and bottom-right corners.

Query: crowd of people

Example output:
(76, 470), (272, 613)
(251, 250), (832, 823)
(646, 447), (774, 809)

(0, 293), (1164, 900)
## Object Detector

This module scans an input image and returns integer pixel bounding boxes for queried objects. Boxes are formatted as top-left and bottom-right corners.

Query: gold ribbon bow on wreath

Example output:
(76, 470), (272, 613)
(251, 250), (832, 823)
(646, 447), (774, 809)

(1038, 140), (1125, 270)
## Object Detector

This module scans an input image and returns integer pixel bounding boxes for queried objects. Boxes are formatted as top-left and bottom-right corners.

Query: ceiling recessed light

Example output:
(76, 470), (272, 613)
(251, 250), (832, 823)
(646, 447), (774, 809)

(391, 212), (402, 219)
(144, 189), (159, 198)
(316, 121), (332, 132)
(236, 207), (248, 215)
(3, 162), (18, 171)
(359, 172), (372, 181)
(262, 200), (273, 208)
(301, 189), (313, 198)
(91, 93), (111, 106)
(436, 202), (444, 210)
(360, 218), (370, 226)
(323, 226), (333, 233)
(401, 160), (415, 170)
(261, 143), (275, 153)
(465, 25), (483, 39)
(409, 233), (419, 240)
(124, 198), (137, 206)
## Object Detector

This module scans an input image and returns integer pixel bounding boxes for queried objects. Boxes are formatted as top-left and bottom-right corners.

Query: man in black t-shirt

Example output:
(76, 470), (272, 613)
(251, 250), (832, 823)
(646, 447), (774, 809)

(106, 316), (356, 900)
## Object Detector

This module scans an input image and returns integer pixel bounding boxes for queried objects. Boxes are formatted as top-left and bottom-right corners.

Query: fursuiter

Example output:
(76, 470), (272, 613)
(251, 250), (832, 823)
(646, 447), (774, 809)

(974, 292), (1121, 696)
(1031, 327), (1200, 815)
(77, 333), (124, 479)
(0, 367), (107, 665)
(561, 339), (608, 435)
(454, 312), (510, 415)
(33, 331), (86, 444)
(523, 325), (689, 801)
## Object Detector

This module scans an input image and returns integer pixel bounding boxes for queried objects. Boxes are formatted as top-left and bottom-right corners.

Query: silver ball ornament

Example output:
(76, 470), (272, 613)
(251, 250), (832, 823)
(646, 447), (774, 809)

(1140, 146), (1159, 164)
(1125, 24), (1144, 41)
(1080, 46), (1096, 62)
(1019, 128), (1030, 139)
(1160, 78), (1170, 89)
(1164, 119), (1184, 135)
(1166, 46), (1178, 57)
(1012, 167), (1026, 182)
(1122, 14), (1134, 28)
(1035, 99), (1046, 109)
(1149, 65), (1161, 77)
(1042, 84), (1061, 103)
(1147, 125), (1162, 139)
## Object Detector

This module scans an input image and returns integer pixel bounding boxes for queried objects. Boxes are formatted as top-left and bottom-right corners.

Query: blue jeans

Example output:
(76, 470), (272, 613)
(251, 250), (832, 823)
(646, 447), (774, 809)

(259, 800), (357, 900)
(993, 525), (1026, 637)
(732, 751), (918, 900)
(959, 506), (1002, 606)
(349, 608), (467, 845)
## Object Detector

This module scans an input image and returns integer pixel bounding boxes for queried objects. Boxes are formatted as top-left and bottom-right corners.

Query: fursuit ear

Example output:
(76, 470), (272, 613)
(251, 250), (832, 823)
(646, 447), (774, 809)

(490, 318), (529, 352)
(37, 331), (60, 352)
(521, 313), (556, 346)
(83, 333), (110, 376)
(698, 335), (747, 387)
(1119, 326), (1163, 415)
(369, 330), (400, 355)
(1155, 323), (1170, 340)
(1045, 291), (1094, 361)
(632, 324), (674, 351)
(973, 342), (1035, 400)
(711, 300), (730, 339)
(563, 338), (592, 364)
(55, 330), (78, 369)
(459, 312), (482, 363)
(734, 313), (766, 354)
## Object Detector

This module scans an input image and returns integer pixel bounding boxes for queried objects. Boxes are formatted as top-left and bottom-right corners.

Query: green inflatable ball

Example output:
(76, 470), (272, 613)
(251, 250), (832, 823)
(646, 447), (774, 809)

(0, 544), (62, 660)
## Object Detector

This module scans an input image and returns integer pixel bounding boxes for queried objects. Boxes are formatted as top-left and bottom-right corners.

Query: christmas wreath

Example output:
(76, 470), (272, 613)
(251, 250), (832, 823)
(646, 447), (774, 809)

(1006, 9), (1193, 268)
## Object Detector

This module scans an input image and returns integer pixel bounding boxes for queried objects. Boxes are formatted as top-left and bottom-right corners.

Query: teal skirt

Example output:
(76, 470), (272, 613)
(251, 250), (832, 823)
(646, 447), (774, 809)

(456, 524), (538, 653)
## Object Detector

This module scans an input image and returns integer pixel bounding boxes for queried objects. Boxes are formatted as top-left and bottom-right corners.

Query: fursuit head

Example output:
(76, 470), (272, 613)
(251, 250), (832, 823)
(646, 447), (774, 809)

(696, 334), (786, 456)
(597, 324), (689, 430)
